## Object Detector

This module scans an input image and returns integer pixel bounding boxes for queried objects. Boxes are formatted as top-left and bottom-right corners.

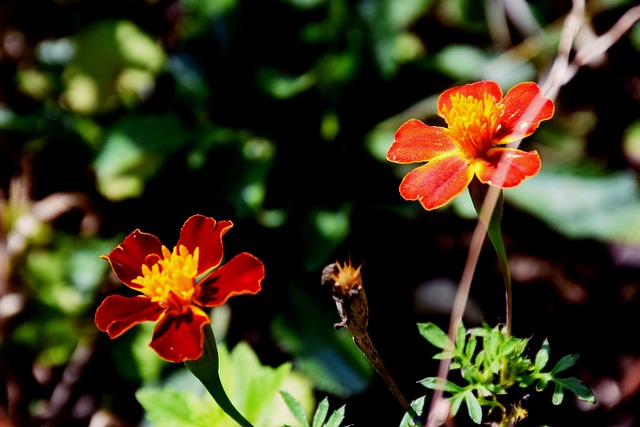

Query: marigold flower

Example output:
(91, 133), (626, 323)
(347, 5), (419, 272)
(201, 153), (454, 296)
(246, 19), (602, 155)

(386, 80), (554, 210)
(95, 214), (265, 362)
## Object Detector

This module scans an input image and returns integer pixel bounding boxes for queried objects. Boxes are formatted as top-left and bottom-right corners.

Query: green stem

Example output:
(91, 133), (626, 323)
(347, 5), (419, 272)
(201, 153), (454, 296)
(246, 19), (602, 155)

(184, 325), (254, 427)
(468, 179), (512, 337)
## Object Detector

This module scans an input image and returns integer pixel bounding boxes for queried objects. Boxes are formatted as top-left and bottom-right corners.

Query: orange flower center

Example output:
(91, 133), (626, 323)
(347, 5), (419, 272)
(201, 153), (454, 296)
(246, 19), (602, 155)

(132, 245), (199, 309)
(331, 259), (363, 296)
(444, 92), (500, 158)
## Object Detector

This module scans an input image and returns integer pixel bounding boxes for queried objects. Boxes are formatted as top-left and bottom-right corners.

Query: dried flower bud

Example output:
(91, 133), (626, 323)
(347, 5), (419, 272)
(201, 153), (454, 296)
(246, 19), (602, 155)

(321, 259), (363, 297)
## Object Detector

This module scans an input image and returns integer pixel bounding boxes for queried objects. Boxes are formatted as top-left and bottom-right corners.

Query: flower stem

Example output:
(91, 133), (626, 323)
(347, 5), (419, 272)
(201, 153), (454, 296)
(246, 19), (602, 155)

(184, 325), (254, 427)
(468, 179), (512, 336)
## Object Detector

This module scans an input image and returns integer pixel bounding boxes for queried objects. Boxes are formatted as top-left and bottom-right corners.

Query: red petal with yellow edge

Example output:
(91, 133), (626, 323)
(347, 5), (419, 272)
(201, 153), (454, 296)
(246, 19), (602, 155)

(387, 119), (458, 163)
(475, 148), (541, 188)
(437, 81), (503, 123)
(94, 294), (164, 338)
(149, 306), (210, 362)
(178, 215), (233, 274)
(195, 252), (264, 307)
(104, 230), (163, 289)
(399, 154), (474, 210)
(494, 82), (554, 143)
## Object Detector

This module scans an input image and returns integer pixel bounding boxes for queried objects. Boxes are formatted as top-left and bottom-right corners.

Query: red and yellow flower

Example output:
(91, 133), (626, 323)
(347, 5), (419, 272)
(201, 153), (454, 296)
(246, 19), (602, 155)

(386, 80), (554, 210)
(95, 214), (265, 362)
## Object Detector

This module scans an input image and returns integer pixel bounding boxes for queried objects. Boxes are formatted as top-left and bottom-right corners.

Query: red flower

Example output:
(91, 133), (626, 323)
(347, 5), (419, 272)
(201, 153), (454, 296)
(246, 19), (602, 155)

(95, 214), (265, 362)
(386, 81), (554, 210)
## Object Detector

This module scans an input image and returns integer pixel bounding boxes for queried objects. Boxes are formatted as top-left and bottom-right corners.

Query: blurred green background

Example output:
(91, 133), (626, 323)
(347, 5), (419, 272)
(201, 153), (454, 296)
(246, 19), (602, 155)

(1, 0), (640, 425)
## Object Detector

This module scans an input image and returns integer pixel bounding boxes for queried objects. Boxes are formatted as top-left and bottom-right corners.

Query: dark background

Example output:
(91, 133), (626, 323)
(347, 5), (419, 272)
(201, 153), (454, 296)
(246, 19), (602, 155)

(1, 0), (640, 426)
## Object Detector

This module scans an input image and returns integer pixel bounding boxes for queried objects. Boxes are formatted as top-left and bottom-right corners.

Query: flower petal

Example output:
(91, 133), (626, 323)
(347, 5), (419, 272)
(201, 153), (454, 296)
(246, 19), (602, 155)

(494, 82), (554, 143)
(437, 81), (503, 124)
(149, 306), (210, 362)
(398, 154), (473, 210)
(475, 147), (541, 188)
(103, 230), (163, 289)
(95, 294), (164, 338)
(178, 215), (233, 274)
(195, 253), (265, 307)
(386, 119), (458, 163)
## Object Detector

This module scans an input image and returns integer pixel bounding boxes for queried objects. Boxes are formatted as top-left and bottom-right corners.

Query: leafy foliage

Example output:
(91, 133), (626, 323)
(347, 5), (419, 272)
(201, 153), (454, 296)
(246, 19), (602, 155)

(418, 322), (596, 425)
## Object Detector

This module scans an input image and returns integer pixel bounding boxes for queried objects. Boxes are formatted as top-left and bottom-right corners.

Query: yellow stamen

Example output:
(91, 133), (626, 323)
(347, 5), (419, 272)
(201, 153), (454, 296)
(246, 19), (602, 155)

(444, 92), (500, 158)
(132, 245), (200, 307)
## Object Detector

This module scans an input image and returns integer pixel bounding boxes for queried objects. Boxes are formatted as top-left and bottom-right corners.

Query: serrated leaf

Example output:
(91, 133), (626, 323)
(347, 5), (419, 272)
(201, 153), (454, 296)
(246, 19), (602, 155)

(280, 391), (310, 427)
(551, 354), (579, 375)
(311, 397), (329, 427)
(464, 392), (483, 424)
(418, 322), (453, 350)
(324, 405), (346, 427)
(419, 377), (464, 393)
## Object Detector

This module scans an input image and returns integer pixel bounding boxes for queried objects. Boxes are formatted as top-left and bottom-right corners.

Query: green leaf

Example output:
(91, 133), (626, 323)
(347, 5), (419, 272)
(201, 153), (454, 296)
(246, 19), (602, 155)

(534, 340), (551, 371)
(324, 404), (346, 427)
(551, 354), (579, 375)
(94, 114), (188, 201)
(464, 392), (483, 424)
(465, 336), (477, 360)
(449, 393), (464, 416)
(455, 321), (467, 353)
(552, 382), (565, 405)
(433, 350), (455, 360)
(536, 379), (549, 392)
(417, 322), (453, 350)
(498, 337), (522, 357)
(399, 396), (425, 427)
(280, 391), (310, 427)
(555, 378), (597, 404)
(419, 377), (464, 393)
(506, 169), (640, 245)
(434, 45), (488, 81)
(184, 327), (254, 427)
(136, 388), (212, 427)
(311, 397), (329, 427)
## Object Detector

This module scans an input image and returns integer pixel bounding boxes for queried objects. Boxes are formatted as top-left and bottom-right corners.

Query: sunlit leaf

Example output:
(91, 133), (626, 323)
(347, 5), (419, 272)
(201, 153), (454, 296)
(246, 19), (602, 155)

(417, 322), (453, 350)
(419, 377), (464, 393)
(311, 397), (329, 427)
(465, 391), (483, 424)
(534, 340), (550, 371)
(137, 342), (314, 427)
(324, 404), (346, 427)
(280, 391), (310, 427)
(507, 169), (640, 244)
(94, 114), (188, 201)
(552, 382), (565, 405)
